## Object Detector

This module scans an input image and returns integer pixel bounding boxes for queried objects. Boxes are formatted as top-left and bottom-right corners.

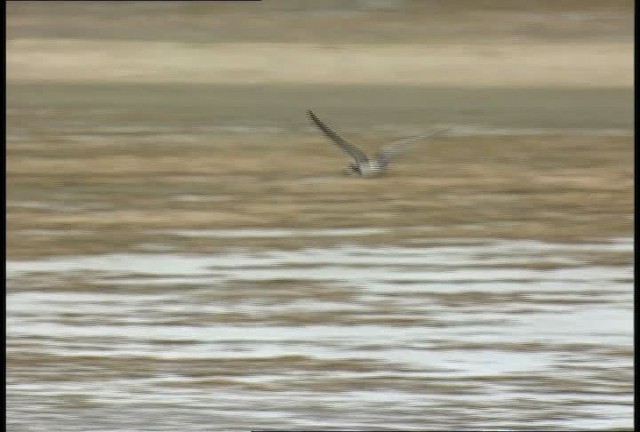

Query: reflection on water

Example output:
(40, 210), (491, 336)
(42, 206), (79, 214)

(7, 237), (633, 431)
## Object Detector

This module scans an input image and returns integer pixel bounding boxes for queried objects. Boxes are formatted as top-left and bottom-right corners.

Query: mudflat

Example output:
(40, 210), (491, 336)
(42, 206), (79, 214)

(7, 84), (632, 259)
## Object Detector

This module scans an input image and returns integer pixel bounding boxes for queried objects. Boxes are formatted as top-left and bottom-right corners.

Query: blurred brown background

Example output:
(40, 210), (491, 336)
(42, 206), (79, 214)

(6, 0), (634, 258)
(7, 0), (633, 86)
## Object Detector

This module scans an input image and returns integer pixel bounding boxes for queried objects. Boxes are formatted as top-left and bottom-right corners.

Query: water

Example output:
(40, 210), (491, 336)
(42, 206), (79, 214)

(7, 236), (633, 431)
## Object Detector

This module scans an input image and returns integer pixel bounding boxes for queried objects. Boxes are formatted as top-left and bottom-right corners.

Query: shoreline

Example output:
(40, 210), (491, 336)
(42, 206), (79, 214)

(7, 39), (632, 87)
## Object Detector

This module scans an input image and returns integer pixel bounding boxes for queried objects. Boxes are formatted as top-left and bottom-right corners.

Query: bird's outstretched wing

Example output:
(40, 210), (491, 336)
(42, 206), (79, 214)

(375, 127), (449, 167)
(308, 110), (369, 164)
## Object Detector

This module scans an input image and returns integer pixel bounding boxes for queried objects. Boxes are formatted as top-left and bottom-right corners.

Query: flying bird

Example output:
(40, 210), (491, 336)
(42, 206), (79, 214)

(308, 110), (447, 177)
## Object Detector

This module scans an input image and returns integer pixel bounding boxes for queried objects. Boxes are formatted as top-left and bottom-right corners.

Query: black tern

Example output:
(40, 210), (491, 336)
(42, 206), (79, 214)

(308, 110), (448, 177)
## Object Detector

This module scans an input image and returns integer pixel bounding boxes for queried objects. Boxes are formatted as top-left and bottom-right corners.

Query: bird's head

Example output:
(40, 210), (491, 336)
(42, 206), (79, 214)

(343, 164), (361, 176)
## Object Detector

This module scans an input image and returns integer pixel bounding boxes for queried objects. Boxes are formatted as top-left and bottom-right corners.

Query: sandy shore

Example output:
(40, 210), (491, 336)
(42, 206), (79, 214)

(7, 39), (632, 87)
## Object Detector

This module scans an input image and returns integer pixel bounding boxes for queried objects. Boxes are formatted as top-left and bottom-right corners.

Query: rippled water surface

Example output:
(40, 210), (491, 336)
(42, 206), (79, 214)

(7, 236), (633, 431)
